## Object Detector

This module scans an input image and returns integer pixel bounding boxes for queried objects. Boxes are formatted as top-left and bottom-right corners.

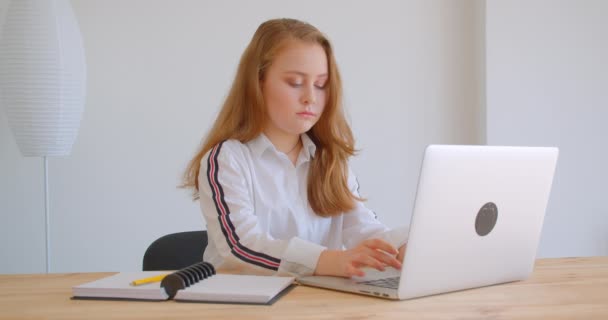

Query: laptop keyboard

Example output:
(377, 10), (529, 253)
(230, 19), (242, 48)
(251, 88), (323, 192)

(357, 276), (400, 289)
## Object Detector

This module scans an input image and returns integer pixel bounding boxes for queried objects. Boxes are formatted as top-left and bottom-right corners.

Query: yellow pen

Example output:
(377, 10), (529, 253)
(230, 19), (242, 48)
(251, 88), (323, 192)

(129, 274), (168, 286)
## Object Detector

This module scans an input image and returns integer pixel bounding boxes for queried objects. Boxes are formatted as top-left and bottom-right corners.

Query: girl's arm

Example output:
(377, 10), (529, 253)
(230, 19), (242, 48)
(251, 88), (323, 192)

(199, 141), (326, 276)
(315, 239), (402, 277)
(313, 167), (408, 277)
(341, 167), (409, 250)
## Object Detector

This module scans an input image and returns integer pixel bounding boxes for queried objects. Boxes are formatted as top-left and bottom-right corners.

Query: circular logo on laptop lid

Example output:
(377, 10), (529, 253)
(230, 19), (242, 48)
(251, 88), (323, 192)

(475, 202), (498, 236)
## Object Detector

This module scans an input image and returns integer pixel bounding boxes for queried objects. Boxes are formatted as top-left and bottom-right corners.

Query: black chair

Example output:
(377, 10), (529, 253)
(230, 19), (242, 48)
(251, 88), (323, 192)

(142, 230), (208, 271)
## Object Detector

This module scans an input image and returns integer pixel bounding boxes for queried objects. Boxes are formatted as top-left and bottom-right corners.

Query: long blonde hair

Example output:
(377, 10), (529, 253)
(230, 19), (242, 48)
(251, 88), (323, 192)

(182, 18), (360, 217)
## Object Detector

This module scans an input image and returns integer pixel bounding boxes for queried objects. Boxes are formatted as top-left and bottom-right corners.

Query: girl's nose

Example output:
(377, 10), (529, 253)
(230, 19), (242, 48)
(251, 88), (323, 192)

(301, 86), (317, 105)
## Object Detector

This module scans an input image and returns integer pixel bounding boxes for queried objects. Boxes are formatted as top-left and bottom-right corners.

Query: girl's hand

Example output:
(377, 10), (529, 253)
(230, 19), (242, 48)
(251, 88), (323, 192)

(315, 239), (402, 278)
(396, 243), (407, 263)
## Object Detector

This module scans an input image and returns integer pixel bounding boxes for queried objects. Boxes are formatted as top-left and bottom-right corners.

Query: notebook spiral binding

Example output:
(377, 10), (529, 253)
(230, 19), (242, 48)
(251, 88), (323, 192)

(160, 261), (216, 298)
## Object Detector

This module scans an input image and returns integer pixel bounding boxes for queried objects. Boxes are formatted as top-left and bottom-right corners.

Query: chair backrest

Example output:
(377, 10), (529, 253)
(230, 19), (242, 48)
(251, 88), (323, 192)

(142, 230), (208, 271)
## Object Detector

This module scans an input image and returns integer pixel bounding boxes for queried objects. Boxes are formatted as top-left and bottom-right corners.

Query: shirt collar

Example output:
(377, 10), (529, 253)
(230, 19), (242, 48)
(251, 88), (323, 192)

(301, 133), (317, 160)
(248, 133), (274, 158)
(248, 133), (317, 160)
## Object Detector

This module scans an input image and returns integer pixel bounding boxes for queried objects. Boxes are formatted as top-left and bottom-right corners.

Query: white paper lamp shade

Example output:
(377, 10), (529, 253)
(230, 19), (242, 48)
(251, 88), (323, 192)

(0, 0), (86, 157)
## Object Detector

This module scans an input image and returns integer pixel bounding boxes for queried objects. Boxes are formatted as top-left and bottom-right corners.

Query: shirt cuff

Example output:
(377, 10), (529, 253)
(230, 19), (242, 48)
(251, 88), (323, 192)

(278, 237), (326, 277)
(379, 225), (410, 248)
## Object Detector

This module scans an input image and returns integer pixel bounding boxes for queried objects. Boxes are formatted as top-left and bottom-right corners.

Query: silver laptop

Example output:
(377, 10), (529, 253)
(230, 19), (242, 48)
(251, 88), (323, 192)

(298, 145), (559, 300)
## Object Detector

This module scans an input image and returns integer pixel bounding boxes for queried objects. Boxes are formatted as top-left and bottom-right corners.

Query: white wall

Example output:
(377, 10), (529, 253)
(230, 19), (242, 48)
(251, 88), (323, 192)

(0, 0), (49, 274)
(2, 0), (481, 273)
(486, 1), (608, 257)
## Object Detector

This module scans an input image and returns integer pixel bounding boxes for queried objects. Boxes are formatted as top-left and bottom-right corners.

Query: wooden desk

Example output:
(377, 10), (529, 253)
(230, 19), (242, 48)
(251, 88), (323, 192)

(1, 257), (607, 320)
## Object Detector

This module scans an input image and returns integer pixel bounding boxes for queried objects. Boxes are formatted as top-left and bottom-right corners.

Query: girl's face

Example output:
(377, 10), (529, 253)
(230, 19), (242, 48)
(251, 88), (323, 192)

(261, 40), (328, 138)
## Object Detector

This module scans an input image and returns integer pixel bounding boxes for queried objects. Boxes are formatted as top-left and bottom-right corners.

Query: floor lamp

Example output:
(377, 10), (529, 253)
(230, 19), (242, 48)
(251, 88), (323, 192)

(0, 0), (87, 273)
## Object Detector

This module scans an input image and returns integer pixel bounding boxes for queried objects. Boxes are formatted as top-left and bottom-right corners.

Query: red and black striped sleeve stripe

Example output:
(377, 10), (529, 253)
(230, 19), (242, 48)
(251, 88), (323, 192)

(206, 142), (281, 271)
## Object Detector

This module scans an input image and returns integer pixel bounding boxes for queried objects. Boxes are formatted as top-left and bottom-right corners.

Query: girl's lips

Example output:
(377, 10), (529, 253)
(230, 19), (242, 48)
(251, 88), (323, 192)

(297, 112), (316, 117)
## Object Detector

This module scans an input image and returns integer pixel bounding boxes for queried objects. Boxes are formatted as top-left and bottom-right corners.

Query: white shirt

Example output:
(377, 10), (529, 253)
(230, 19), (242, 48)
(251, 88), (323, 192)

(198, 133), (408, 277)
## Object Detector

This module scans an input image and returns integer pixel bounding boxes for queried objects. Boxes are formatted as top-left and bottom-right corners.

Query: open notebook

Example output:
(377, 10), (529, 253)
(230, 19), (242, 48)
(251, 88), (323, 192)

(72, 262), (295, 305)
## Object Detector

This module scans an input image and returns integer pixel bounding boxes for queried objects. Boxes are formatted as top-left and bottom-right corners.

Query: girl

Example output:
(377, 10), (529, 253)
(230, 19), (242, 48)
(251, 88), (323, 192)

(182, 18), (408, 278)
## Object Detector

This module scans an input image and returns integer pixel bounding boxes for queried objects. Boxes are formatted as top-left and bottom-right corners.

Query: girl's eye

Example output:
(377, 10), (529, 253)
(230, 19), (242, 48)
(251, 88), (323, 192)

(286, 79), (303, 87)
(286, 79), (326, 89)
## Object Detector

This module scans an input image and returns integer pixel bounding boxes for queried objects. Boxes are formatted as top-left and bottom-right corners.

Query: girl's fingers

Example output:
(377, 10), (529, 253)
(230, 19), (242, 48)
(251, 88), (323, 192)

(358, 245), (402, 270)
(368, 249), (402, 269)
(396, 244), (407, 262)
(363, 238), (398, 255)
(353, 253), (386, 271)
(346, 264), (365, 277)
(343, 239), (403, 277)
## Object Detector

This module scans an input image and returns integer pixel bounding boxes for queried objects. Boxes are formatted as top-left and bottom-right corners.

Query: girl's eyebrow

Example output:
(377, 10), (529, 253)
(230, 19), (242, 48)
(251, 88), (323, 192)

(283, 70), (328, 78)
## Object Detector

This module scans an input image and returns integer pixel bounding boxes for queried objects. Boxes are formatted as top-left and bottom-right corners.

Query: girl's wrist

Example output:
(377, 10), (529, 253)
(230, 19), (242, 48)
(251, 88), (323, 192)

(314, 249), (343, 276)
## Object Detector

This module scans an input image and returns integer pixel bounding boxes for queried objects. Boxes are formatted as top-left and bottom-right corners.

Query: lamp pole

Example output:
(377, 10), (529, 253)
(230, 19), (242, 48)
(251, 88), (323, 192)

(44, 157), (50, 273)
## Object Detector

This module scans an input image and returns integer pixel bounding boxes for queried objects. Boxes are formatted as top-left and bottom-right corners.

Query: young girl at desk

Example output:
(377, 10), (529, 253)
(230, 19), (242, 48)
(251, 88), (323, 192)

(183, 18), (407, 278)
